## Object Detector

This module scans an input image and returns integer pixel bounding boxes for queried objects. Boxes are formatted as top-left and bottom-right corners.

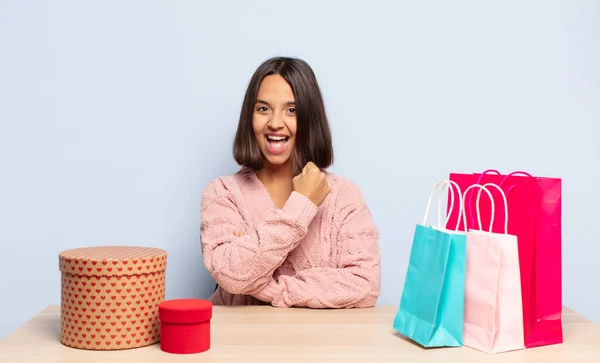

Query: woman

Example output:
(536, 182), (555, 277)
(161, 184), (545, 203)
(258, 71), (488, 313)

(200, 56), (381, 308)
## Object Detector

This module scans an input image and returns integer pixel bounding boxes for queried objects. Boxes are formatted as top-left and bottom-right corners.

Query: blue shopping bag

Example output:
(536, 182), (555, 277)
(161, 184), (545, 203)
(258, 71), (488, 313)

(393, 180), (467, 347)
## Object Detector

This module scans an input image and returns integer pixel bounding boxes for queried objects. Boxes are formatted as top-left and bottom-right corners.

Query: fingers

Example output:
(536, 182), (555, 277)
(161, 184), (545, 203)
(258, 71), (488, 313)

(304, 162), (319, 173)
(318, 172), (327, 184)
(325, 181), (332, 194)
(318, 172), (330, 193)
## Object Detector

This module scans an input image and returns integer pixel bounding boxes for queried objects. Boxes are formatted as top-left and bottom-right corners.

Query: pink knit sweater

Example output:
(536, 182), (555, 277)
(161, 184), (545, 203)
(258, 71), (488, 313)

(200, 167), (381, 308)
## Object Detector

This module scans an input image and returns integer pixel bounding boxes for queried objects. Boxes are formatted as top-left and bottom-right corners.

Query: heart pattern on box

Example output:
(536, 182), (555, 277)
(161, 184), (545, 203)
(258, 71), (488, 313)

(60, 270), (165, 350)
(59, 251), (167, 277)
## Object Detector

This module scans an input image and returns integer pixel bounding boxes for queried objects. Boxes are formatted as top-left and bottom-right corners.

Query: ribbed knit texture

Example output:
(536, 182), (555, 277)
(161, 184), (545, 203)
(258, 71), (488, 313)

(200, 167), (381, 308)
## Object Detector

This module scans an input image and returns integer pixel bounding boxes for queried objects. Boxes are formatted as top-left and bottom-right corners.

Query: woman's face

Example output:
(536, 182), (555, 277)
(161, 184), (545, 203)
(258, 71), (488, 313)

(252, 74), (297, 169)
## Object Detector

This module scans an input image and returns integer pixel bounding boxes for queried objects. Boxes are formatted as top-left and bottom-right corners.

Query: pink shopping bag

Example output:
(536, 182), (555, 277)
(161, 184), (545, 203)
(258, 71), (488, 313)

(460, 183), (525, 354)
(447, 170), (562, 348)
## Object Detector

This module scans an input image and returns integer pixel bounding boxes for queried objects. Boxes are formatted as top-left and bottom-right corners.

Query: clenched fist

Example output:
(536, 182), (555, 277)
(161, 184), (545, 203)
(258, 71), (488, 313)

(292, 162), (331, 206)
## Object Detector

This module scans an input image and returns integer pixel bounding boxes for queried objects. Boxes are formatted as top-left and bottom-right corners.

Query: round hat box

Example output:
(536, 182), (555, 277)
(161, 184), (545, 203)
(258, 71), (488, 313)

(58, 246), (167, 350)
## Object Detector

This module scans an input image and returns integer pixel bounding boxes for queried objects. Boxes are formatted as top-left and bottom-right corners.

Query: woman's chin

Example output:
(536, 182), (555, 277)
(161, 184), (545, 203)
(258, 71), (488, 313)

(265, 157), (290, 165)
(263, 154), (292, 167)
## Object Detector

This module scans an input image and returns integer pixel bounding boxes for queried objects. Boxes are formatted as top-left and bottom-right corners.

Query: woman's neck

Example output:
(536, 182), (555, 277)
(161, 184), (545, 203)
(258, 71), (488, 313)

(256, 160), (296, 183)
(256, 161), (296, 209)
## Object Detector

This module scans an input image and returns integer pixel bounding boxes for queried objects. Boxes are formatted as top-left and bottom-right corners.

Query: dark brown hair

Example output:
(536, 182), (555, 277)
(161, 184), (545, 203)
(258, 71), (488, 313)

(233, 56), (334, 173)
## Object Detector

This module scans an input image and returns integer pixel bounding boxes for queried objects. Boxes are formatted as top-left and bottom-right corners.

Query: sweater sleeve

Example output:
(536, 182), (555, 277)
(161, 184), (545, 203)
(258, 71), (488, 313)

(252, 180), (381, 308)
(200, 178), (318, 295)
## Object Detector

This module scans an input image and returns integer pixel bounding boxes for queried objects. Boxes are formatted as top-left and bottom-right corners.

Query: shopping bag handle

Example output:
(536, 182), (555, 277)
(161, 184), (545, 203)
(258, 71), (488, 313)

(462, 184), (495, 232)
(423, 180), (463, 230)
(477, 169), (501, 179)
(474, 170), (532, 186)
(499, 171), (533, 197)
(468, 170), (532, 228)
(499, 170), (532, 185)
(480, 183), (509, 234)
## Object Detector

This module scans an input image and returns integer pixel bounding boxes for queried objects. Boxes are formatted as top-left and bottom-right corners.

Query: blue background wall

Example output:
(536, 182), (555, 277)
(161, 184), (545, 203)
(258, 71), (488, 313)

(1, 0), (598, 338)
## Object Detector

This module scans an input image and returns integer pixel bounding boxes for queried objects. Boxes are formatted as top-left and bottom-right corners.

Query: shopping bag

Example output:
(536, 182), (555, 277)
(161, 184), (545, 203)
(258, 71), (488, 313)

(460, 183), (525, 354)
(447, 170), (562, 348)
(393, 180), (467, 347)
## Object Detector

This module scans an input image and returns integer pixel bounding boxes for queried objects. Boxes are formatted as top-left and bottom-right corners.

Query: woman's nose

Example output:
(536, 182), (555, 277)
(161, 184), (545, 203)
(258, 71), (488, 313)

(268, 112), (285, 129)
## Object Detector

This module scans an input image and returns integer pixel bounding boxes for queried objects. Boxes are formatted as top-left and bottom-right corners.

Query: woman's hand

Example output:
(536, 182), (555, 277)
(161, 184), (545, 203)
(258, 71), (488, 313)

(292, 162), (331, 206)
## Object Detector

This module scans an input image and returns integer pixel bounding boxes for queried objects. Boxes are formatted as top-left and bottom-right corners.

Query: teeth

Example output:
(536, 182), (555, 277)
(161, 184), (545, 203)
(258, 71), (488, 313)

(267, 135), (287, 141)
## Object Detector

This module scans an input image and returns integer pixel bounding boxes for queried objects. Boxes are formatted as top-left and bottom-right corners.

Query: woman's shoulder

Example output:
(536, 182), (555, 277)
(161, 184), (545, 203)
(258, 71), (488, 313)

(323, 171), (376, 227)
(201, 168), (254, 206)
(324, 171), (367, 206)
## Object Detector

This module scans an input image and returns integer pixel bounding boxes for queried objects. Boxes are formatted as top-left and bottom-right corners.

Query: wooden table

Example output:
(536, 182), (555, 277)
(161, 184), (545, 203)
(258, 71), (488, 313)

(0, 305), (599, 362)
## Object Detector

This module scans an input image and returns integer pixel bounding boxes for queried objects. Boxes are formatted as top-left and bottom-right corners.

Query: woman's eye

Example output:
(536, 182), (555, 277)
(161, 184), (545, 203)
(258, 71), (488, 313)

(288, 108), (296, 114)
(257, 106), (269, 112)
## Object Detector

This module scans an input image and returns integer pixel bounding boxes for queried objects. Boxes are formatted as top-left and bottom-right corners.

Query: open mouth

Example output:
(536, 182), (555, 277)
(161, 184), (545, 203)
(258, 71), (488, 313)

(265, 134), (290, 155)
